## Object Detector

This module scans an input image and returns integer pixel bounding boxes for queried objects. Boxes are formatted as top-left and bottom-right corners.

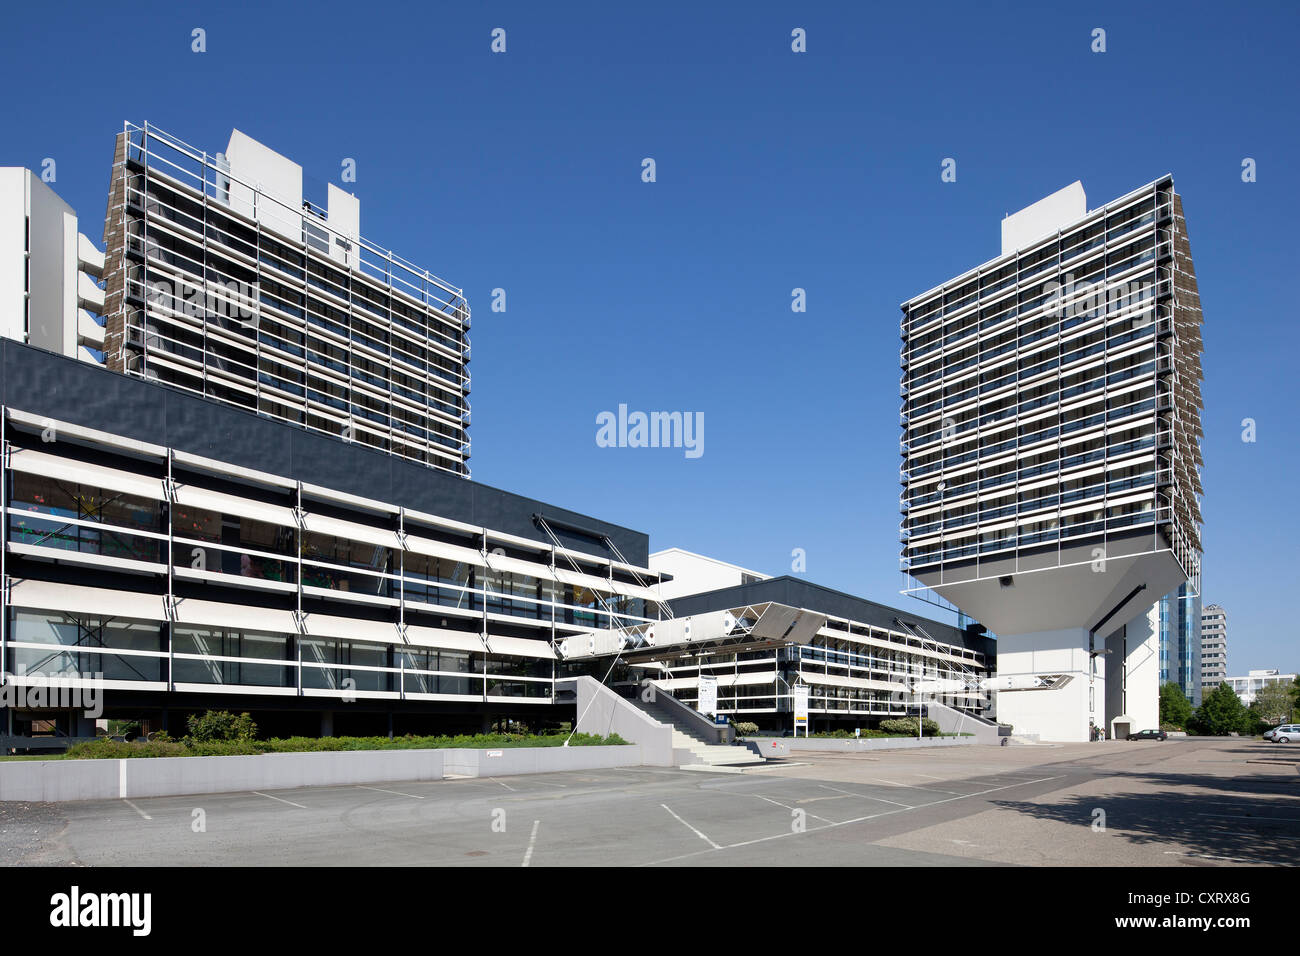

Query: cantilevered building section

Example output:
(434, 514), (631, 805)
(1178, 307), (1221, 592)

(899, 177), (1204, 741)
(100, 123), (472, 477)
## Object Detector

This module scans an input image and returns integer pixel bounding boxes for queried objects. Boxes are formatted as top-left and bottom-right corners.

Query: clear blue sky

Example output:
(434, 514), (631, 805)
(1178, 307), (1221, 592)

(2, 1), (1296, 673)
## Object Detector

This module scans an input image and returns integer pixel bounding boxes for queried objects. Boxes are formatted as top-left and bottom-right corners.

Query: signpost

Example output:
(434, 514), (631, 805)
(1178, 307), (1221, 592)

(793, 684), (810, 737)
(698, 674), (718, 719)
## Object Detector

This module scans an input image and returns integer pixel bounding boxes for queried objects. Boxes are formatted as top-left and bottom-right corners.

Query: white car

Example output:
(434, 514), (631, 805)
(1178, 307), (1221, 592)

(1267, 724), (1300, 743)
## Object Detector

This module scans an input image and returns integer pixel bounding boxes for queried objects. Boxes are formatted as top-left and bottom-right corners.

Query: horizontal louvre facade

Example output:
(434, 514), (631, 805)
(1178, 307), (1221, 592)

(899, 176), (1203, 589)
(659, 579), (993, 725)
(100, 123), (472, 477)
(0, 341), (663, 711)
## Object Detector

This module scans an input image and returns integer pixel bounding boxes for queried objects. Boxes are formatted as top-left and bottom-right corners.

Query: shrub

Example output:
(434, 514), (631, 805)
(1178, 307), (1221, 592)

(185, 710), (258, 744)
(732, 722), (759, 737)
(59, 731), (631, 759)
(878, 717), (941, 737)
(65, 739), (187, 759)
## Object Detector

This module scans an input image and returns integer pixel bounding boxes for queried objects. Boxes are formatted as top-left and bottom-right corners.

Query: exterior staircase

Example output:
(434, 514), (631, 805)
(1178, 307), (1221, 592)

(624, 683), (765, 769)
(669, 728), (765, 768)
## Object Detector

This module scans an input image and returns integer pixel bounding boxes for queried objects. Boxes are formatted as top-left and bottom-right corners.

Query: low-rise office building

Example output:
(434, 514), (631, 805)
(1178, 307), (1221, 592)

(0, 340), (667, 739)
(626, 550), (995, 732)
(1224, 670), (1295, 708)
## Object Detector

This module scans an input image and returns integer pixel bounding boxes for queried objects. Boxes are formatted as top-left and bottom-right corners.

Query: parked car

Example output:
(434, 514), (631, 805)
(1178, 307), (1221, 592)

(1126, 729), (1168, 741)
(1269, 724), (1300, 743)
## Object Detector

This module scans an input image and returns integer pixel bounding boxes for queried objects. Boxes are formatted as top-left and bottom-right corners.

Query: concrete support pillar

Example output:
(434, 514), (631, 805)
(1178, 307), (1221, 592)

(320, 710), (334, 737)
(991, 627), (1102, 743)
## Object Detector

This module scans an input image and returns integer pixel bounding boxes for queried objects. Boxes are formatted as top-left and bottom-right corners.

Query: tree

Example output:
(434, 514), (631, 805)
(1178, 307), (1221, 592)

(1189, 683), (1254, 736)
(1250, 682), (1295, 726)
(185, 710), (258, 743)
(1159, 682), (1194, 728)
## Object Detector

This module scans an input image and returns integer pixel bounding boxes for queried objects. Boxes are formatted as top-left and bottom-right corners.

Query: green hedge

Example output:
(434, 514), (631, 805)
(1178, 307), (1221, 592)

(878, 717), (942, 737)
(63, 732), (628, 760)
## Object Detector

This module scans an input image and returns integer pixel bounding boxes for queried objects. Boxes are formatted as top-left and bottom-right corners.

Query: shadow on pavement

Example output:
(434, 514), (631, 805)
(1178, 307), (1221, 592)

(991, 766), (1300, 865)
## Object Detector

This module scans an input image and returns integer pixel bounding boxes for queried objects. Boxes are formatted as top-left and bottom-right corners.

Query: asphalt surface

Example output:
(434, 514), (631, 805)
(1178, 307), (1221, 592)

(1, 737), (1295, 866)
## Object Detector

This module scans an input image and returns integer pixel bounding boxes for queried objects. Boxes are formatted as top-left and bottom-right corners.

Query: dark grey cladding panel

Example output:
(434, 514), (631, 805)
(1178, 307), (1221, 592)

(470, 486), (648, 565)
(0, 341), (649, 562)
(165, 388), (293, 477)
(4, 338), (167, 443)
(290, 424), (395, 502)
(390, 456), (475, 523)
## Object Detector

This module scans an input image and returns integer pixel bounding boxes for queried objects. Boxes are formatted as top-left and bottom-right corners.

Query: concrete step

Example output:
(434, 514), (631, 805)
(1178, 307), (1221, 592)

(688, 746), (765, 766)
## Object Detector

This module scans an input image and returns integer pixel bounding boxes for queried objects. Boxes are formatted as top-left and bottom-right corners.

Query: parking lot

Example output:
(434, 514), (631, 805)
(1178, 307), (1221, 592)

(2, 737), (1296, 866)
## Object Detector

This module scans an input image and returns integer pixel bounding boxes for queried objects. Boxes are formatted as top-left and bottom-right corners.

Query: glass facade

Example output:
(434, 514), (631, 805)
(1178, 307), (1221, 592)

(0, 405), (665, 708)
(1157, 580), (1202, 707)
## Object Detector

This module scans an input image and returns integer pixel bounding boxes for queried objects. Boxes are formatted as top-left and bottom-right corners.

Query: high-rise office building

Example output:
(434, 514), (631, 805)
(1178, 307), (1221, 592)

(899, 177), (1205, 741)
(1157, 580), (1202, 707)
(0, 167), (107, 363)
(1200, 603), (1228, 692)
(100, 123), (472, 477)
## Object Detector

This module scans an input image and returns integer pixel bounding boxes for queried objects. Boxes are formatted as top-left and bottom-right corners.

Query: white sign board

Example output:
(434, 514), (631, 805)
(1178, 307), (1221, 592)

(793, 685), (810, 736)
(697, 675), (718, 717)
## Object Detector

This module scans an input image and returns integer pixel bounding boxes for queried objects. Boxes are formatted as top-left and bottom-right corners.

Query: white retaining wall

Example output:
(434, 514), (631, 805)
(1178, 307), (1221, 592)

(0, 744), (640, 803)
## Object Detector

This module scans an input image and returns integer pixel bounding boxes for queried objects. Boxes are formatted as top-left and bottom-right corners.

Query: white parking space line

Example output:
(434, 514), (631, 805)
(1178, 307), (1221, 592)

(661, 803), (722, 850)
(357, 785), (424, 799)
(751, 793), (835, 825)
(488, 778), (516, 792)
(872, 778), (961, 795)
(251, 791), (308, 809)
(522, 819), (540, 867)
(122, 799), (152, 820)
(641, 775), (1064, 866)
(818, 783), (914, 809)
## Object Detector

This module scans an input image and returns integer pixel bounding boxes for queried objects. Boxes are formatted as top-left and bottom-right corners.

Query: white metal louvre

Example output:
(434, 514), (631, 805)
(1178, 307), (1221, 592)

(656, 672), (778, 691)
(404, 534), (486, 567)
(300, 613), (399, 644)
(9, 448), (166, 501)
(173, 483), (296, 527)
(172, 598), (296, 634)
(404, 625), (486, 653)
(483, 550), (556, 582)
(8, 580), (168, 621)
(485, 635), (556, 660)
(302, 512), (401, 550)
(799, 671), (907, 693)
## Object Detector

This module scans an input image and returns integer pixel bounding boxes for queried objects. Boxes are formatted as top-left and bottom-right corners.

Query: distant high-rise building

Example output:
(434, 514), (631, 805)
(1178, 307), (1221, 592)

(1200, 603), (1228, 692)
(0, 167), (107, 362)
(899, 177), (1205, 741)
(99, 123), (472, 476)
